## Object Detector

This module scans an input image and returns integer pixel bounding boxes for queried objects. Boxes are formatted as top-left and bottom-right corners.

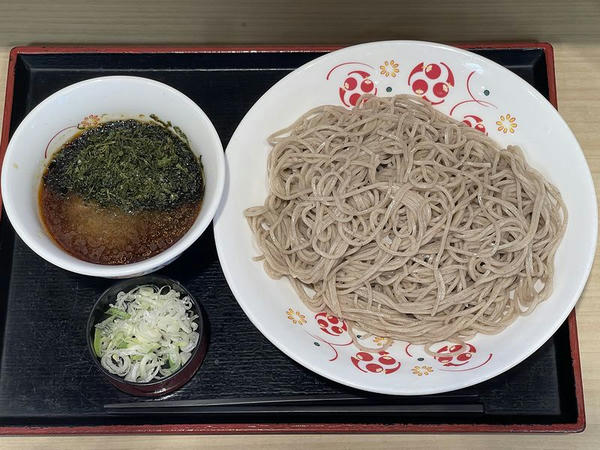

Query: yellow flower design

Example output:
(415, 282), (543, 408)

(373, 336), (392, 347)
(496, 113), (518, 134)
(380, 60), (400, 78)
(411, 365), (434, 376)
(286, 308), (306, 325)
(78, 114), (101, 129)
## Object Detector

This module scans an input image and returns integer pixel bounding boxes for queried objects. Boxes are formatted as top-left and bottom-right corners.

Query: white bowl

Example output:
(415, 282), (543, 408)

(1, 76), (225, 278)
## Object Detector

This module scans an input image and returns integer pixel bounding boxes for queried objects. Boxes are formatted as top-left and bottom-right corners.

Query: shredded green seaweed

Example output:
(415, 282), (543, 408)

(43, 119), (204, 212)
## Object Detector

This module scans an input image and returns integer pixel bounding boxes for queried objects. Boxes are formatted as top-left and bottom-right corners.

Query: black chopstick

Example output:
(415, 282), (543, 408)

(104, 393), (484, 415)
(105, 404), (484, 415)
(105, 394), (369, 409)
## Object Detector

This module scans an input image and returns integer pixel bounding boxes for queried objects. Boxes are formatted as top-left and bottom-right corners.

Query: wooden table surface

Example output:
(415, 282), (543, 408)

(0, 43), (599, 449)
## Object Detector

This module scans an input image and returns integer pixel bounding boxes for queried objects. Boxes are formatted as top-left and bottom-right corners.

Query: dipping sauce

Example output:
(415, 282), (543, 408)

(39, 119), (204, 265)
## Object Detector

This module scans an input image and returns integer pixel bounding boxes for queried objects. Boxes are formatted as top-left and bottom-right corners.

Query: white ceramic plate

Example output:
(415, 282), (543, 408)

(213, 41), (597, 395)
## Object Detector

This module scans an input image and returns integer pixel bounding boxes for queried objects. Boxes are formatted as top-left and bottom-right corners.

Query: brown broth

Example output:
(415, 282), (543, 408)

(39, 187), (201, 265)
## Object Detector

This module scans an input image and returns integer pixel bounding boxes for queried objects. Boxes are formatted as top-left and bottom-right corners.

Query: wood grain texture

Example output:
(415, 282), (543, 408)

(0, 42), (599, 448)
(0, 1), (599, 46)
(0, 48), (7, 130)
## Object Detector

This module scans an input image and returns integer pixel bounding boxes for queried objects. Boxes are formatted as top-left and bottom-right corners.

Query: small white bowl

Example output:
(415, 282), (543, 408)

(1, 76), (225, 278)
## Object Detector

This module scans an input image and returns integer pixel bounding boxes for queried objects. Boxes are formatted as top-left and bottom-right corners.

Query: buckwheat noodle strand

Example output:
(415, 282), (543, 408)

(245, 95), (567, 348)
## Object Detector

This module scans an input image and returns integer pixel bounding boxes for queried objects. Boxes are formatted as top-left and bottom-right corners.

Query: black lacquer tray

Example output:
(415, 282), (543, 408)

(0, 43), (584, 434)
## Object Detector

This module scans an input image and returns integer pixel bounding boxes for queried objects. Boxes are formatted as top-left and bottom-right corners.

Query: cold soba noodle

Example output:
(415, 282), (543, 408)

(245, 95), (566, 348)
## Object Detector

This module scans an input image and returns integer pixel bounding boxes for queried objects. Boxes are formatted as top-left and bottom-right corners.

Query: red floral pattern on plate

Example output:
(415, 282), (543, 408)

(351, 351), (401, 374)
(325, 59), (513, 142)
(315, 312), (348, 336)
(434, 343), (476, 367)
(408, 62), (455, 105)
(326, 61), (378, 107)
(404, 342), (493, 373)
(432, 343), (493, 372)
(462, 114), (487, 134)
(287, 308), (494, 375)
(339, 70), (376, 107)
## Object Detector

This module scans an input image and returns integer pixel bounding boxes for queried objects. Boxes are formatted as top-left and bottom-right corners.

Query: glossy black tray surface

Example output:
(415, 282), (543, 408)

(0, 46), (582, 432)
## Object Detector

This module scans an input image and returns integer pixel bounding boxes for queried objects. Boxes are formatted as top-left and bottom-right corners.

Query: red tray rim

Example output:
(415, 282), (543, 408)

(0, 42), (584, 435)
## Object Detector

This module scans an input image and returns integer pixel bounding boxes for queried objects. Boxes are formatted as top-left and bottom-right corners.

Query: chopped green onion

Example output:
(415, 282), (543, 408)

(93, 327), (103, 357)
(94, 284), (199, 383)
(106, 307), (130, 319)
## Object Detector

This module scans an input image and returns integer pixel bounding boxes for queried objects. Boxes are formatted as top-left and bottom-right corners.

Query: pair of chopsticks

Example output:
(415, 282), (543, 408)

(104, 394), (484, 414)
